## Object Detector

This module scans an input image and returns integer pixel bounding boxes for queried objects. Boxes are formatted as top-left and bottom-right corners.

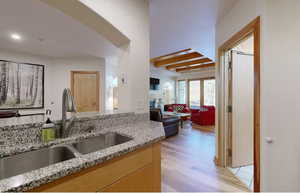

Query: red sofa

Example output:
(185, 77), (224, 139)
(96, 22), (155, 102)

(191, 106), (215, 126)
(164, 104), (190, 113)
(164, 104), (191, 121)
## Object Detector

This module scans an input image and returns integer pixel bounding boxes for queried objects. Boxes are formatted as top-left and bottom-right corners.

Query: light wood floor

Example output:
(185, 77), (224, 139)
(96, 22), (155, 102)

(161, 122), (250, 192)
(229, 165), (254, 190)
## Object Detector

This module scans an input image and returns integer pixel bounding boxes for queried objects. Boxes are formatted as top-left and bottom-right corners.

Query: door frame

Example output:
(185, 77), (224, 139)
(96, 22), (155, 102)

(71, 71), (100, 112)
(217, 17), (260, 192)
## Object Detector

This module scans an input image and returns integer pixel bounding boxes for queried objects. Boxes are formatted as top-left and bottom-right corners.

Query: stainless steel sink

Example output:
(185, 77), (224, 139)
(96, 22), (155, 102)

(0, 146), (76, 180)
(0, 132), (132, 180)
(72, 133), (132, 154)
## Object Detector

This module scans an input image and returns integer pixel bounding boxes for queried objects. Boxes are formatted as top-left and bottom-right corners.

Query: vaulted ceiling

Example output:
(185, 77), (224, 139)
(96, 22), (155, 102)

(150, 0), (238, 60)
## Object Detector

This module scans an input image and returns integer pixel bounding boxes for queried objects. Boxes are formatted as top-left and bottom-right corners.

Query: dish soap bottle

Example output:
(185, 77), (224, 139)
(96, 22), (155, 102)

(42, 109), (56, 143)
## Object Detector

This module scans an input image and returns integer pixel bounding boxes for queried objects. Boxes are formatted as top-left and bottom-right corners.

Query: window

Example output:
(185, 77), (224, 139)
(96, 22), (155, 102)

(204, 79), (216, 106)
(189, 80), (201, 108)
(177, 80), (186, 104)
(176, 78), (216, 108)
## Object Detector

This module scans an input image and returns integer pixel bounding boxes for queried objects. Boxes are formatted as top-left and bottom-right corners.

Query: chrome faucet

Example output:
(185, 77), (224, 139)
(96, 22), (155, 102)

(61, 88), (77, 138)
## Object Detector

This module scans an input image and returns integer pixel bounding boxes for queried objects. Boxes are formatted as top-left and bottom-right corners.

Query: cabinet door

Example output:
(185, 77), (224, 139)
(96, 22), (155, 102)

(101, 164), (154, 192)
(30, 147), (152, 192)
(71, 71), (100, 112)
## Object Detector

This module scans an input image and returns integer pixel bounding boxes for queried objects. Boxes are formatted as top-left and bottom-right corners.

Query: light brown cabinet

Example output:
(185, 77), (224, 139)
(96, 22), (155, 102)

(30, 143), (161, 192)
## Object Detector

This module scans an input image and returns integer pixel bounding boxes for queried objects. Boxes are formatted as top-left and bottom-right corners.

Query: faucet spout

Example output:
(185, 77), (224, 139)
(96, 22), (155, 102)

(61, 88), (77, 138)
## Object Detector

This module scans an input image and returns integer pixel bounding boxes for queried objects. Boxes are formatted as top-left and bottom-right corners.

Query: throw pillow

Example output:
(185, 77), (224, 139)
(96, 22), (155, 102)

(174, 105), (184, 112)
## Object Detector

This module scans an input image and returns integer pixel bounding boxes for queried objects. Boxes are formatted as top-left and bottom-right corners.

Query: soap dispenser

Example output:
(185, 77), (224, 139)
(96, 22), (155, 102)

(42, 109), (56, 143)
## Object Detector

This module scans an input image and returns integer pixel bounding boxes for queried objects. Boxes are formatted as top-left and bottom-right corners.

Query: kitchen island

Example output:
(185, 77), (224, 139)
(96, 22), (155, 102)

(0, 112), (165, 192)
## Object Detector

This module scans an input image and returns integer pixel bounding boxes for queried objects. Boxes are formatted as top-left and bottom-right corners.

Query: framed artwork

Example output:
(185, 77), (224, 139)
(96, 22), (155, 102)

(0, 60), (44, 109)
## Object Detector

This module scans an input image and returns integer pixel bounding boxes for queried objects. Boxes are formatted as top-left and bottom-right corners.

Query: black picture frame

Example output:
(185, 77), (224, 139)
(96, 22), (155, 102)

(0, 59), (44, 110)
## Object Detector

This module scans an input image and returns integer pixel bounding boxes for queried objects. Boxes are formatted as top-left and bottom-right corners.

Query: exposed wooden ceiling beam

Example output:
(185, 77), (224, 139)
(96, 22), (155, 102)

(154, 52), (203, 67)
(166, 58), (212, 70)
(150, 48), (192, 63)
(176, 63), (215, 72)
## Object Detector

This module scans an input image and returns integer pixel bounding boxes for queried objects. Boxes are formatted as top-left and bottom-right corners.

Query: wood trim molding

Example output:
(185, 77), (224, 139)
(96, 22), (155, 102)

(200, 80), (204, 106)
(217, 16), (260, 192)
(176, 63), (215, 72)
(154, 52), (203, 67)
(150, 48), (192, 63)
(152, 49), (215, 73)
(166, 58), (212, 70)
(253, 17), (261, 193)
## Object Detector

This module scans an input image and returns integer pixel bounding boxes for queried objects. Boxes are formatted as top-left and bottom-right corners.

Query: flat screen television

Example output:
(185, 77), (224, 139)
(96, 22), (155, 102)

(150, 78), (160, 90)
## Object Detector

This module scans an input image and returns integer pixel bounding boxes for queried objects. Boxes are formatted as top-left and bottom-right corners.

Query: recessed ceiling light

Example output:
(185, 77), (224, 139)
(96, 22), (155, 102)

(10, 33), (22, 41)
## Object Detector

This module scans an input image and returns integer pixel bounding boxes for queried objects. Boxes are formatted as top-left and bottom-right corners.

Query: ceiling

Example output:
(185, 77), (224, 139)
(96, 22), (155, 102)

(150, 0), (238, 60)
(0, 0), (119, 59)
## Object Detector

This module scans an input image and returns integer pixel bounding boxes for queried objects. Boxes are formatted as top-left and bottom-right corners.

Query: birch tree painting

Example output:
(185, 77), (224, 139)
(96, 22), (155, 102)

(0, 60), (44, 109)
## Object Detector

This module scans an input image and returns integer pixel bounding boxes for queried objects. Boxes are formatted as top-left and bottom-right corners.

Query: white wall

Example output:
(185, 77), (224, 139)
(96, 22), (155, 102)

(105, 56), (119, 111)
(0, 0), (150, 117)
(0, 50), (106, 120)
(261, 0), (300, 191)
(79, 0), (150, 114)
(49, 57), (106, 120)
(0, 50), (52, 116)
(150, 66), (176, 105)
(149, 0), (226, 60)
(216, 0), (300, 191)
(216, 0), (263, 46)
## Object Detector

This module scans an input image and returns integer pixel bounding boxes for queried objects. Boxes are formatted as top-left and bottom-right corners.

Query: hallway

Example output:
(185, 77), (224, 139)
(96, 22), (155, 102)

(161, 123), (249, 192)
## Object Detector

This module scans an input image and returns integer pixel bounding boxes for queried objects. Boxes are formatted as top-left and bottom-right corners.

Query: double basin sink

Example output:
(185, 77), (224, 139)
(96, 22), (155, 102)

(0, 133), (132, 180)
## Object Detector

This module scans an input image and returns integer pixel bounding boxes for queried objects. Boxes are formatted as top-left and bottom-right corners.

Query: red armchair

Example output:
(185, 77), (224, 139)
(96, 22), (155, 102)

(191, 106), (215, 126)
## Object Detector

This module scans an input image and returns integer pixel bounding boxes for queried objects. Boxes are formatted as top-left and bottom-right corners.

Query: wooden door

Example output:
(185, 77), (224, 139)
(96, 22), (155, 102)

(231, 51), (254, 168)
(71, 71), (99, 112)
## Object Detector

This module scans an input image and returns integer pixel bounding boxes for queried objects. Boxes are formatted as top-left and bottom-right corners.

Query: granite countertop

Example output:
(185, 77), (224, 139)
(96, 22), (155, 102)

(0, 111), (133, 131)
(0, 120), (165, 192)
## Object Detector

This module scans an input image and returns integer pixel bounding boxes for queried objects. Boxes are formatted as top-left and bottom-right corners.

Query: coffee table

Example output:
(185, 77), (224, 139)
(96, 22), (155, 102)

(163, 111), (191, 128)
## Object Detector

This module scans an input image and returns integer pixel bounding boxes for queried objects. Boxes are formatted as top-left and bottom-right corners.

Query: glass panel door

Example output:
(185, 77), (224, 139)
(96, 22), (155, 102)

(189, 80), (201, 109)
(177, 80), (186, 104)
(204, 79), (216, 106)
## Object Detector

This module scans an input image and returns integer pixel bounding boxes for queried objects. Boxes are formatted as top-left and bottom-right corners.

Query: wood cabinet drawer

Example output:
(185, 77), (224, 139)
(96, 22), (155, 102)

(101, 164), (154, 192)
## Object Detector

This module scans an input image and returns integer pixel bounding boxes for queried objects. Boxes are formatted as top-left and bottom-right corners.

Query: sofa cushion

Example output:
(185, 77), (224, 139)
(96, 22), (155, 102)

(165, 104), (191, 113)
